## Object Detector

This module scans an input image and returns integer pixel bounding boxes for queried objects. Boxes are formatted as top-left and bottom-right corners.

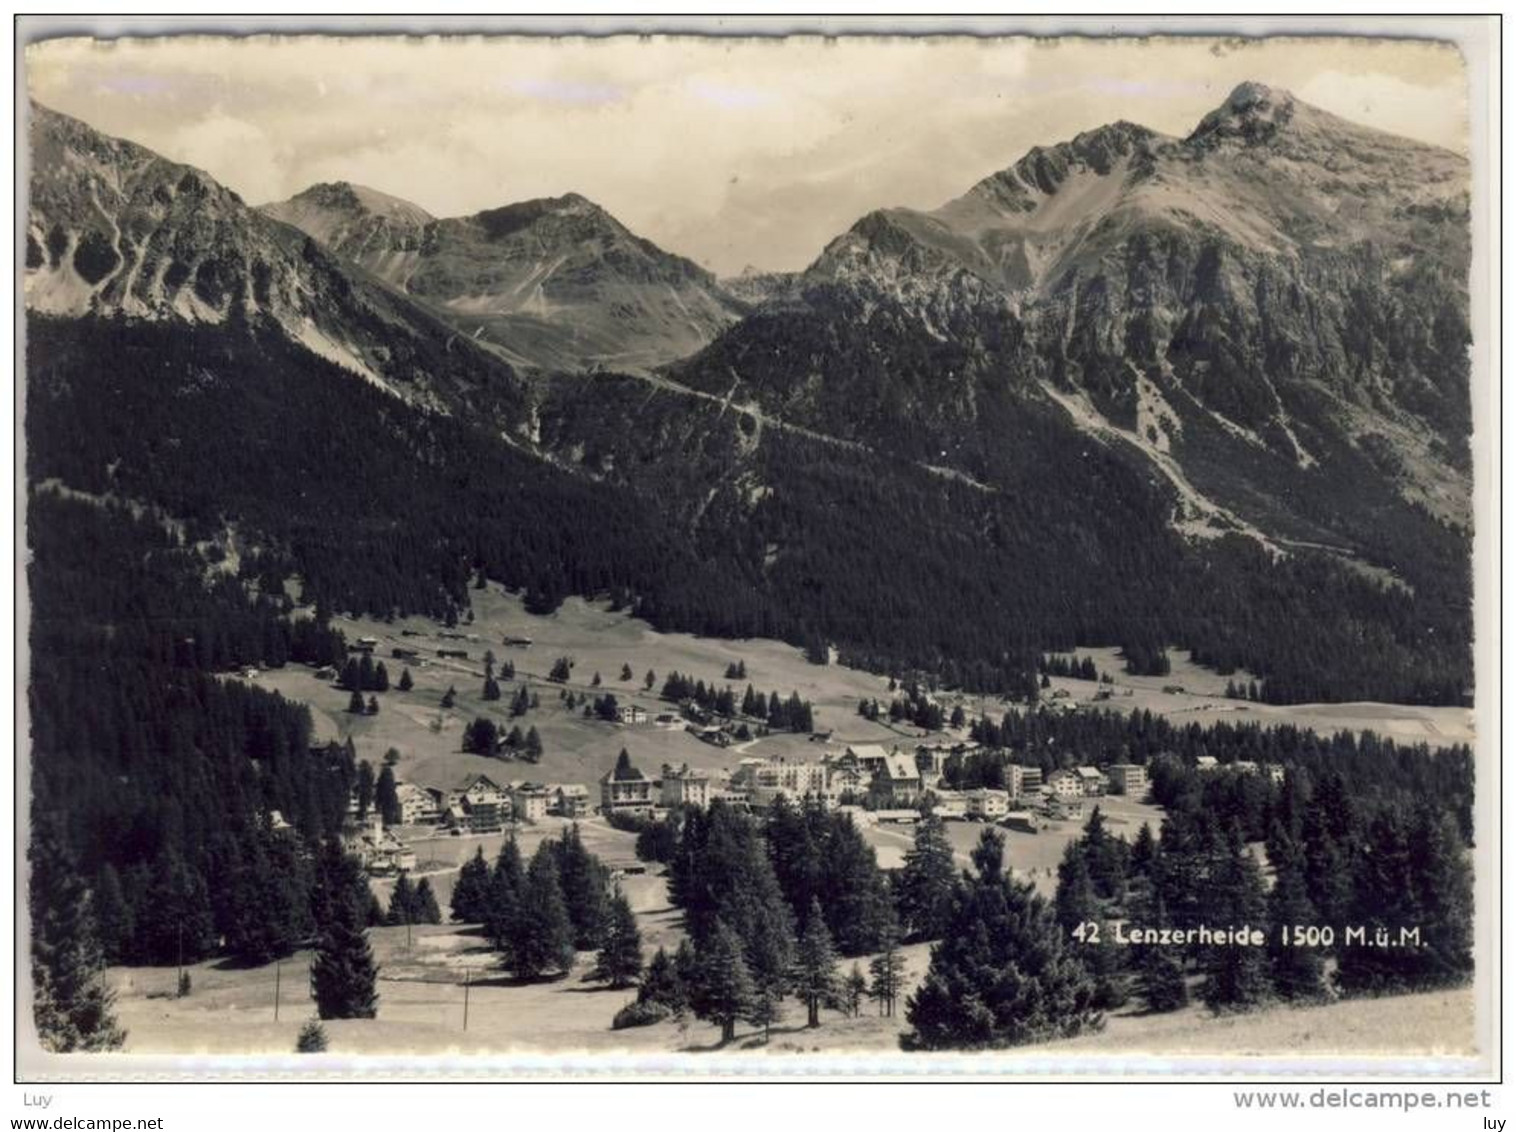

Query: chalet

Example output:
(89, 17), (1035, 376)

(437, 648), (469, 659)
(1263, 763), (1286, 784)
(1232, 759), (1260, 776)
(502, 636), (534, 647)
(391, 646), (420, 661)
(1162, 685), (1186, 695)
(395, 782), (440, 825)
(447, 774), (509, 833)
(314, 665), (338, 680)
(600, 757), (655, 816)
(552, 783), (591, 818)
(824, 758), (869, 800)
(509, 782), (553, 823)
(654, 712), (682, 727)
(1194, 755), (1220, 773)
(1105, 763), (1148, 798)
(690, 725), (732, 748)
(616, 704), (650, 726)
(660, 764), (714, 809)
(868, 752), (923, 808)
(965, 788), (1011, 820)
(845, 744), (894, 779)
(352, 637), (378, 653)
(1074, 766), (1105, 797)
(1048, 769), (1084, 799)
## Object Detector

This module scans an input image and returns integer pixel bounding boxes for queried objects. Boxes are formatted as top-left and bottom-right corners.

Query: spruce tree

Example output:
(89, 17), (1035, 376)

(592, 888), (643, 988)
(29, 819), (127, 1052)
(794, 898), (841, 1028)
(690, 918), (756, 1044)
(440, 685), (456, 709)
(310, 844), (379, 1020)
(397, 667), (414, 692)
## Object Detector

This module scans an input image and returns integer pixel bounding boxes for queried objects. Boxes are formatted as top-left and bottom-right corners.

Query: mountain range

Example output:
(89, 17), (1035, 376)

(23, 85), (1475, 704)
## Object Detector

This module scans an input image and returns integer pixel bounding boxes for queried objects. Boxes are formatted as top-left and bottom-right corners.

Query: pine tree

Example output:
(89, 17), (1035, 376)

(637, 946), (686, 1014)
(355, 760), (376, 818)
(387, 874), (417, 926)
(310, 844), (379, 1020)
(868, 929), (906, 1018)
(844, 962), (868, 1018)
(296, 1019), (328, 1053)
(524, 726), (543, 762)
(482, 676), (501, 701)
(29, 819), (127, 1052)
(413, 878), (442, 925)
(644, 669), (656, 691)
(1139, 945), (1190, 1014)
(375, 765), (401, 826)
(794, 898), (841, 1028)
(366, 695), (379, 716)
(896, 811), (958, 941)
(1265, 833), (1326, 1001)
(620, 663), (634, 682)
(91, 864), (134, 966)
(745, 911), (793, 1041)
(1200, 835), (1272, 1013)
(397, 667), (414, 692)
(509, 844), (575, 979)
(450, 848), (491, 923)
(1055, 840), (1100, 938)
(905, 829), (1102, 1049)
(553, 825), (608, 950)
(592, 888), (643, 988)
(347, 689), (366, 714)
(485, 837), (525, 958)
(690, 918), (756, 1044)
(440, 685), (456, 709)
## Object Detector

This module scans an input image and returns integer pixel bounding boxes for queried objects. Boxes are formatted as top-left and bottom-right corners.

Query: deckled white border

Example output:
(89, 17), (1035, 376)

(10, 12), (1501, 1083)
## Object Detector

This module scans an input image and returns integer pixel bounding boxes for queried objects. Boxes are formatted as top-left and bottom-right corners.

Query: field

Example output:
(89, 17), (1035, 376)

(143, 587), (1478, 1062)
(1046, 647), (1474, 746)
(247, 590), (1472, 815)
(108, 863), (1475, 1061)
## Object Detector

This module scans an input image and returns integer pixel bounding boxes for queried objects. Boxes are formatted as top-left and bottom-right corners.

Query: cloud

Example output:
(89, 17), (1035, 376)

(26, 34), (1469, 274)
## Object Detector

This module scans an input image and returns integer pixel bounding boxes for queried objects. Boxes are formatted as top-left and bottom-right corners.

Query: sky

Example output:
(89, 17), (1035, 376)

(26, 33), (1469, 275)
